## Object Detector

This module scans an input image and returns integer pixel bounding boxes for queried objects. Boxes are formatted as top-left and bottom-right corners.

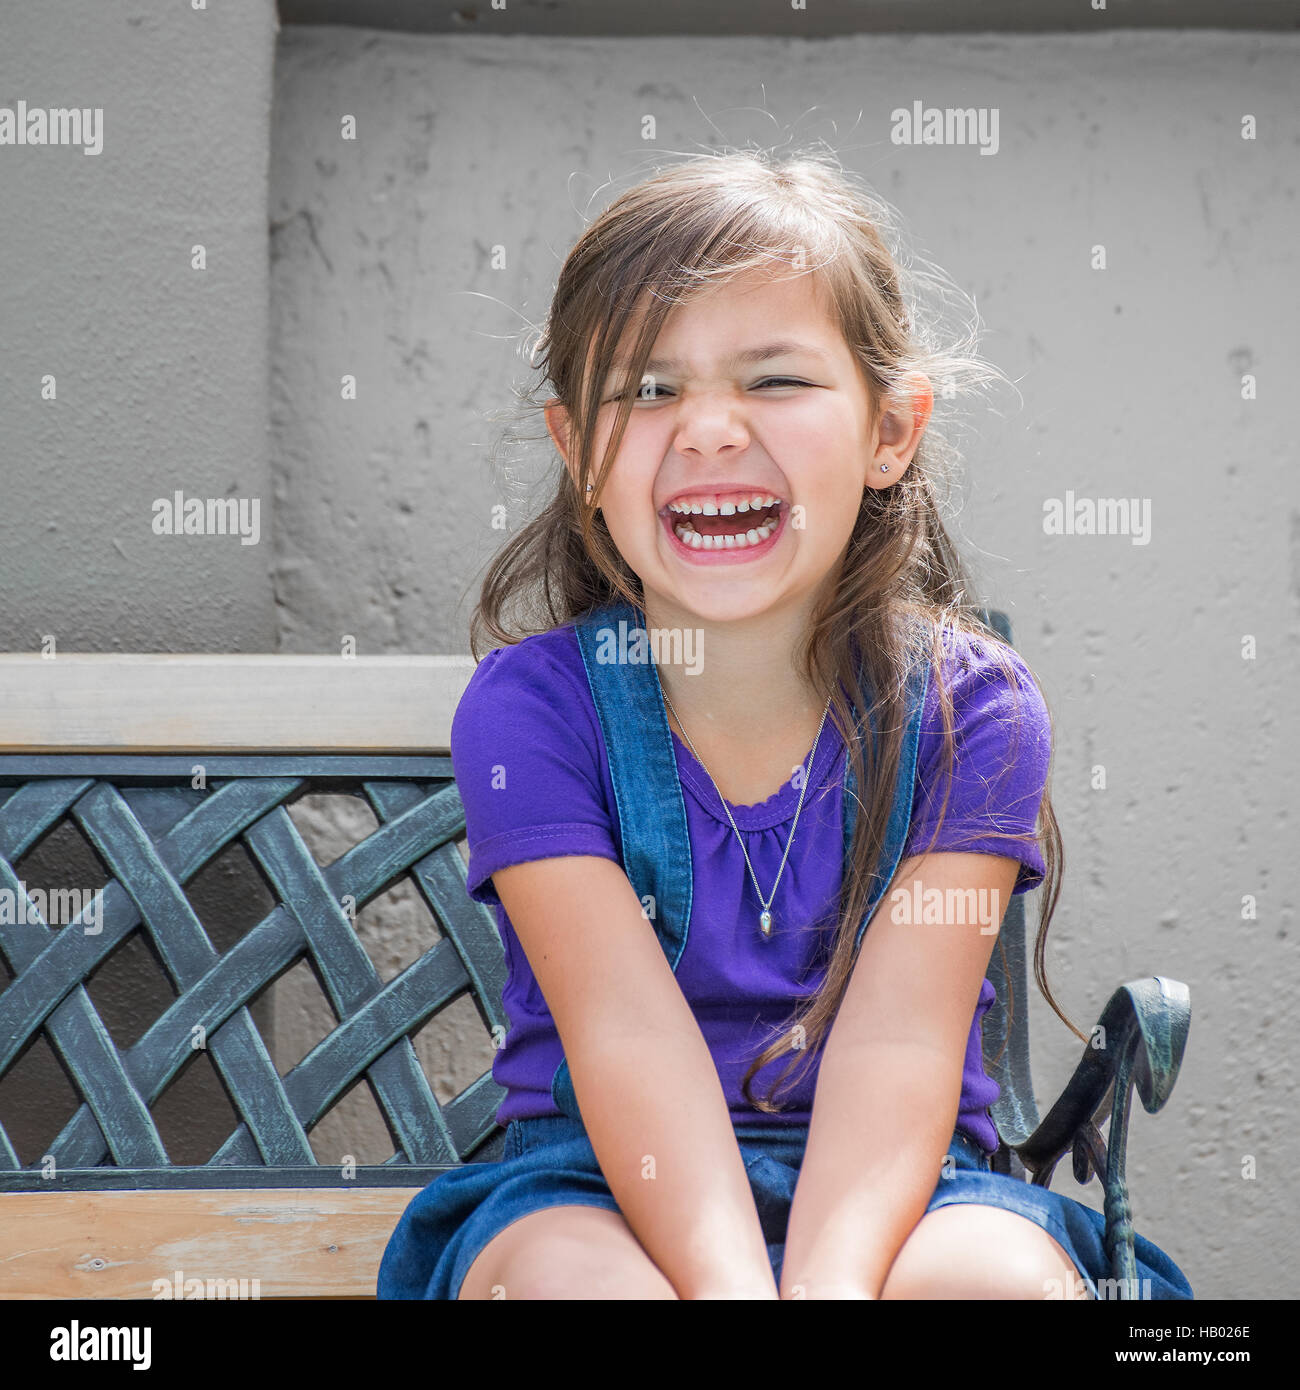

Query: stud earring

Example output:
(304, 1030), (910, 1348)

(880, 464), (890, 473)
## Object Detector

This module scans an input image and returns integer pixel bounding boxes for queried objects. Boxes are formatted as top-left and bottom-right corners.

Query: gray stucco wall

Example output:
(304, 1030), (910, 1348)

(0, 0), (278, 652)
(3, 4), (1296, 1299)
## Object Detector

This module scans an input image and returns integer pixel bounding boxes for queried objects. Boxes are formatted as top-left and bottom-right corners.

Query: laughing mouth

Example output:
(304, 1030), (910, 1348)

(661, 491), (784, 551)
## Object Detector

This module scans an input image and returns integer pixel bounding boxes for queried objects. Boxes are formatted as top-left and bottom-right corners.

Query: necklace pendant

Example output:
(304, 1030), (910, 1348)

(759, 909), (772, 937)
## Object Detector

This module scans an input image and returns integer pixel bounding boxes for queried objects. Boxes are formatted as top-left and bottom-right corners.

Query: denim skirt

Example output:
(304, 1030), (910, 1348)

(376, 1113), (1193, 1301)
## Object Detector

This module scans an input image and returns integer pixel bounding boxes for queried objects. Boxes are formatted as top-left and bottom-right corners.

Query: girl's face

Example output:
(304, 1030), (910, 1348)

(549, 267), (931, 627)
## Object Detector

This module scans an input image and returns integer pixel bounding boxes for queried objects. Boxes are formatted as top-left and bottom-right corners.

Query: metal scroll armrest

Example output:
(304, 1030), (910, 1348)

(1014, 976), (1191, 1296)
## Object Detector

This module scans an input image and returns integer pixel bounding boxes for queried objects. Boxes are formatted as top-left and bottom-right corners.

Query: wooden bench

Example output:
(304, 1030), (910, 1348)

(0, 614), (1190, 1299)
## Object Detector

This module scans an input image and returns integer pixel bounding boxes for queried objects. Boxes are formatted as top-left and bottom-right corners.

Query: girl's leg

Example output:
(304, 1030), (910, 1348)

(879, 1204), (1093, 1300)
(457, 1204), (680, 1300)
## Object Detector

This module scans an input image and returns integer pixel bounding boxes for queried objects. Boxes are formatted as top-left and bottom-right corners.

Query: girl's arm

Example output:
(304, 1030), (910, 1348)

(779, 851), (1020, 1299)
(493, 855), (779, 1299)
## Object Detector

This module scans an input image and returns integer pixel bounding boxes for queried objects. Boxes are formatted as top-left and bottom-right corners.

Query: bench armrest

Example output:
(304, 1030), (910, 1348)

(1012, 976), (1191, 1296)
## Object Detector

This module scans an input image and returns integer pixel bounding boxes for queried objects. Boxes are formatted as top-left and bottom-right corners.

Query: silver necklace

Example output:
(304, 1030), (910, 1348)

(658, 679), (833, 940)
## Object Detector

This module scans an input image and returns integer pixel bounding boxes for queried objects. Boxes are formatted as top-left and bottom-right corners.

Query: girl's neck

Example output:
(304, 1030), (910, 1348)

(640, 592), (829, 740)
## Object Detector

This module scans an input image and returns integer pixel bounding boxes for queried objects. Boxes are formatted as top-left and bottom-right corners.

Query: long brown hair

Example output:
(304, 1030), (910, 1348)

(469, 147), (1085, 1111)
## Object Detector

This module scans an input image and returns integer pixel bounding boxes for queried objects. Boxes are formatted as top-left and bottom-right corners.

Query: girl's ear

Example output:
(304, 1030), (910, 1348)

(546, 398), (597, 508)
(544, 397), (581, 491)
(544, 397), (571, 465)
(866, 371), (934, 488)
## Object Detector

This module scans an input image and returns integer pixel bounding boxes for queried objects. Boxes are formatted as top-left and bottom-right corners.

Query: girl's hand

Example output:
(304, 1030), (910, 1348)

(781, 1279), (878, 1300)
(689, 1285), (781, 1300)
(686, 1269), (781, 1299)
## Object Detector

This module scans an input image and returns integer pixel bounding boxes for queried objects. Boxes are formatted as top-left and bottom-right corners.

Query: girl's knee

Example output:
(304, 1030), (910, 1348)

(880, 1204), (1090, 1300)
(466, 1205), (679, 1300)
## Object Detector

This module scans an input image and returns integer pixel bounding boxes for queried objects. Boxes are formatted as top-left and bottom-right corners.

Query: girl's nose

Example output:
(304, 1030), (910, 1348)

(671, 393), (752, 457)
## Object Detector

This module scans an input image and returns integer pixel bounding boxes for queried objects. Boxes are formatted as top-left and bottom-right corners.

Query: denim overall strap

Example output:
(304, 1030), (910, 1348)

(843, 648), (930, 954)
(549, 597), (694, 1120)
(550, 599), (929, 1121)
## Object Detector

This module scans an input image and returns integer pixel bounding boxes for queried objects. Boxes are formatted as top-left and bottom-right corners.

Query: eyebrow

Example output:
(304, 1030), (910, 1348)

(612, 341), (830, 374)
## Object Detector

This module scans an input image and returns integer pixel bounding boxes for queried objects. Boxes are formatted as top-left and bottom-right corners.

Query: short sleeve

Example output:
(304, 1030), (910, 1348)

(450, 632), (621, 908)
(902, 629), (1053, 895)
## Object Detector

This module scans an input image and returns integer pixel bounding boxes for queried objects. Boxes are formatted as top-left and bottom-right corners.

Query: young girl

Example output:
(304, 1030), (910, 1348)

(377, 149), (1194, 1301)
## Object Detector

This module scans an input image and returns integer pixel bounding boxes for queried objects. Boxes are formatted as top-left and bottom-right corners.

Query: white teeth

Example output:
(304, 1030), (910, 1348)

(665, 490), (782, 553)
(667, 492), (779, 515)
(670, 516), (778, 549)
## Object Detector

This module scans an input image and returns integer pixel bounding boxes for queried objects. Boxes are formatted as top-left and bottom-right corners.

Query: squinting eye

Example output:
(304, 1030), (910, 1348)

(607, 376), (810, 402)
(606, 382), (670, 402)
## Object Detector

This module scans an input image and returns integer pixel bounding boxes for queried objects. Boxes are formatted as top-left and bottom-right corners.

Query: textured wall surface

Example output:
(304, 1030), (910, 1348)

(2, 6), (1295, 1300)
(0, 0), (278, 653)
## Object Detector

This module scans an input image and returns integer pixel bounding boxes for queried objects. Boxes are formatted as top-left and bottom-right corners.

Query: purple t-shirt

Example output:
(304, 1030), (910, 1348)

(451, 620), (1051, 1154)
